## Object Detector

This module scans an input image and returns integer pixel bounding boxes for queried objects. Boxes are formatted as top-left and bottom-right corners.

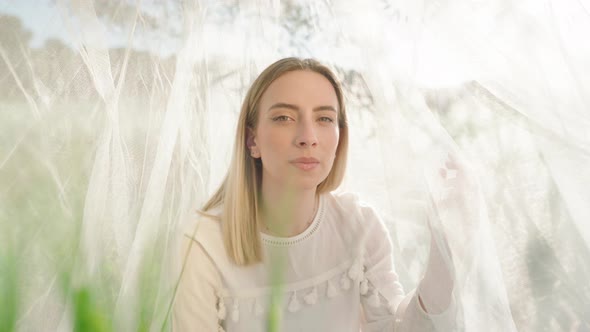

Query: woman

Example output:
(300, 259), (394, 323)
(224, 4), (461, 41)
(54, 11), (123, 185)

(172, 57), (456, 331)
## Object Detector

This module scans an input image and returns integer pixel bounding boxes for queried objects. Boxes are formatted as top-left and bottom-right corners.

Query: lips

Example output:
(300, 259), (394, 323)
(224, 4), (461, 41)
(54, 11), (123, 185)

(291, 157), (319, 163)
(290, 157), (320, 171)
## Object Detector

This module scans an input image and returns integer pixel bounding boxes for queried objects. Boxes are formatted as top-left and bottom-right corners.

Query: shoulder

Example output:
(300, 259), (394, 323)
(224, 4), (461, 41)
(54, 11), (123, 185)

(325, 191), (384, 226)
(181, 205), (222, 236)
(323, 191), (390, 243)
(178, 206), (225, 261)
(325, 191), (392, 252)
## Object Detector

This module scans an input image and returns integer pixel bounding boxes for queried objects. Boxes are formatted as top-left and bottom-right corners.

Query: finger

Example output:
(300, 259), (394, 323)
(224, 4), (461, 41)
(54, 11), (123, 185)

(446, 152), (468, 172)
(439, 168), (447, 178)
(445, 160), (458, 169)
(442, 178), (459, 188)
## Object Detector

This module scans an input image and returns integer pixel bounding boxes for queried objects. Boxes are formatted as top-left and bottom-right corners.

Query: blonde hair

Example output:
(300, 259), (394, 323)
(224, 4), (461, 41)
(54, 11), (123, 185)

(201, 57), (349, 265)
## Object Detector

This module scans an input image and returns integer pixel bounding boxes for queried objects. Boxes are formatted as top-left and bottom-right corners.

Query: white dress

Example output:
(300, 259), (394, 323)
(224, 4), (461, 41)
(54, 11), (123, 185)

(172, 192), (456, 331)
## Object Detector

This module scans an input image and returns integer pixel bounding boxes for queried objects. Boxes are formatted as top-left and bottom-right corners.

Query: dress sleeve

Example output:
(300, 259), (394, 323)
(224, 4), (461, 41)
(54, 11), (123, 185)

(359, 204), (457, 332)
(172, 234), (222, 332)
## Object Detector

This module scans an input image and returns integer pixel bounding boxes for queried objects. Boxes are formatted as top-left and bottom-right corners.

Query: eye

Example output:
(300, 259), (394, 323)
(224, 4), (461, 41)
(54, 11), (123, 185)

(273, 115), (292, 122)
(318, 117), (335, 123)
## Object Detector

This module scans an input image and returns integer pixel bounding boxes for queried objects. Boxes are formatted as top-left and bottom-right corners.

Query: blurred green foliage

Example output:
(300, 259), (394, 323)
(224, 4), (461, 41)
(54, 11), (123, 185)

(0, 253), (19, 332)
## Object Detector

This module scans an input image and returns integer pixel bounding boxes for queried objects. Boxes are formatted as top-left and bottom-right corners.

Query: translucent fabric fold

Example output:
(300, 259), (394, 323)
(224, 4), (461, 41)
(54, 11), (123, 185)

(1, 0), (588, 331)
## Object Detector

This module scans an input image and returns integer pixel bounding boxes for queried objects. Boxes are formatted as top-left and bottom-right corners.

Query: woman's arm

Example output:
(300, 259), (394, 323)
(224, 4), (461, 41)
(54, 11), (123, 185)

(172, 236), (221, 331)
(418, 234), (455, 314)
(358, 203), (457, 332)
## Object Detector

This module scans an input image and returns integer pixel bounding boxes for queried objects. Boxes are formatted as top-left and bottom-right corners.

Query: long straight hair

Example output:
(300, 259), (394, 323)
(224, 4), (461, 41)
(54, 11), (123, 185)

(201, 58), (349, 265)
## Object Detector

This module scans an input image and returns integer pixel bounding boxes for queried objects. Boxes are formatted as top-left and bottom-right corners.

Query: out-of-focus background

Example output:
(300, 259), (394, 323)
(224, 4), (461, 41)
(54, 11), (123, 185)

(1, 1), (589, 331)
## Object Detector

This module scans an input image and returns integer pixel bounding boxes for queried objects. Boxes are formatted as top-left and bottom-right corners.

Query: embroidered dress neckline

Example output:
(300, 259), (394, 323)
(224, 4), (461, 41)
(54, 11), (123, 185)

(261, 194), (324, 246)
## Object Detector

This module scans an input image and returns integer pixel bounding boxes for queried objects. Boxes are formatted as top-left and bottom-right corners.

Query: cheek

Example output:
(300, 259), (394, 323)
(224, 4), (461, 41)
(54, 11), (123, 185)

(258, 127), (289, 155)
(324, 128), (340, 152)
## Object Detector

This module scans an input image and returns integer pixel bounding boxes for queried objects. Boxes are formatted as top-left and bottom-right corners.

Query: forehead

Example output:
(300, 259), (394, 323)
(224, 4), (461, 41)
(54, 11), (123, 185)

(260, 70), (338, 106)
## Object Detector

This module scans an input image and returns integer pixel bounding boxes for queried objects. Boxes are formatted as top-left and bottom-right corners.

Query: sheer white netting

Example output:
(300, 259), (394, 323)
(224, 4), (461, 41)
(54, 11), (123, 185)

(1, 0), (588, 331)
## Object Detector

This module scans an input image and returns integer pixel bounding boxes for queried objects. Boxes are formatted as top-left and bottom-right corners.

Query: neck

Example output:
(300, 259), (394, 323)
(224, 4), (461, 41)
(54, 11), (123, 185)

(260, 182), (318, 237)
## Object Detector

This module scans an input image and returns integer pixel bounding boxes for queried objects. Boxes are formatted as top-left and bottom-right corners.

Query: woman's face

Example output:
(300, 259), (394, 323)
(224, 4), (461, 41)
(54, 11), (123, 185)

(248, 70), (340, 191)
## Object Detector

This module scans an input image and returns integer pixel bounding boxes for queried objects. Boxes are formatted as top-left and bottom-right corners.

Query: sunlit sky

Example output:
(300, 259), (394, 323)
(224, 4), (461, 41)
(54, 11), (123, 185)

(4, 0), (585, 89)
(0, 0), (182, 55)
(1, 0), (72, 47)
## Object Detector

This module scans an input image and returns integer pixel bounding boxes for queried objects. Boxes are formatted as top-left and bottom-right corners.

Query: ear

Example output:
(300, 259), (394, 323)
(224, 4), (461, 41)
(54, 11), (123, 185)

(246, 127), (260, 158)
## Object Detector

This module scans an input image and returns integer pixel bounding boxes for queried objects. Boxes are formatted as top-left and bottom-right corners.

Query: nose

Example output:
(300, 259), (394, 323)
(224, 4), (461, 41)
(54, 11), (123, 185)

(294, 118), (318, 148)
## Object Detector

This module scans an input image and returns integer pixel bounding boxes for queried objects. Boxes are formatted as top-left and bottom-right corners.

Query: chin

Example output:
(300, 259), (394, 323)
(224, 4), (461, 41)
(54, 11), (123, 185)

(296, 183), (322, 191)
(293, 176), (327, 191)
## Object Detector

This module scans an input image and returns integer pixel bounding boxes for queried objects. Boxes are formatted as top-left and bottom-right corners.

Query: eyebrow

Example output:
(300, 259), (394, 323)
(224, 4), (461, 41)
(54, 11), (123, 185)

(267, 103), (337, 113)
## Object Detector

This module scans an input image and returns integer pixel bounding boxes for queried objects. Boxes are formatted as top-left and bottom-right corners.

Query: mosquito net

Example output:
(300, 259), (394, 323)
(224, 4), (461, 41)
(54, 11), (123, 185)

(1, 0), (588, 331)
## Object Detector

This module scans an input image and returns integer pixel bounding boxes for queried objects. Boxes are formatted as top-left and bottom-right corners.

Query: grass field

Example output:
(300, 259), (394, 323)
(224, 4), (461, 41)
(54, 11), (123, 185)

(0, 100), (172, 331)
